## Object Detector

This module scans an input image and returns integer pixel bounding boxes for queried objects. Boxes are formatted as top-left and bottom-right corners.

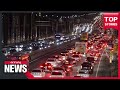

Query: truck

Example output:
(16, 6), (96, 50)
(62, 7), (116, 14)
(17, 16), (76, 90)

(75, 42), (87, 55)
(80, 32), (88, 41)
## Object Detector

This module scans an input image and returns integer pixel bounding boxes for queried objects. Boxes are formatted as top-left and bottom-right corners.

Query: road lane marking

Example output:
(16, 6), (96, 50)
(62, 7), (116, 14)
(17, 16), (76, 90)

(95, 51), (104, 77)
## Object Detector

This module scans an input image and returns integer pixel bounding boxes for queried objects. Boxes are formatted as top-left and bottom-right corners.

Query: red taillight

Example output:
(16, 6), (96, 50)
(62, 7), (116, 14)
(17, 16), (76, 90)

(40, 66), (43, 67)
(67, 69), (70, 71)
(68, 66), (72, 67)
(48, 66), (51, 68)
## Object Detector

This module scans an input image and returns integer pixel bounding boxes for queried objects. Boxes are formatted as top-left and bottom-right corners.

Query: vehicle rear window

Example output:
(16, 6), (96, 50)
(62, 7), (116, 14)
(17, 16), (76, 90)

(2, 50), (6, 53)
(53, 68), (63, 70)
(79, 71), (85, 74)
(32, 70), (41, 72)
(7, 56), (19, 60)
(72, 55), (79, 57)
(51, 56), (59, 59)
(82, 63), (91, 66)
(51, 72), (62, 75)
(47, 59), (55, 61)
(61, 54), (66, 56)
(87, 57), (94, 61)
(61, 52), (68, 54)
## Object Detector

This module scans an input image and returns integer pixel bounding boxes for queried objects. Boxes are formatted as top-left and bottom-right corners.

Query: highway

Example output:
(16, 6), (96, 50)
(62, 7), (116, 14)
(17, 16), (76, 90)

(29, 38), (79, 70)
(29, 34), (112, 78)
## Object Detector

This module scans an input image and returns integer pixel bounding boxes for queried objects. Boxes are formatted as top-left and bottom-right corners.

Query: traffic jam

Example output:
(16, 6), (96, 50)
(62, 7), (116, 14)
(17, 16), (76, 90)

(29, 33), (112, 78)
(2, 30), (113, 78)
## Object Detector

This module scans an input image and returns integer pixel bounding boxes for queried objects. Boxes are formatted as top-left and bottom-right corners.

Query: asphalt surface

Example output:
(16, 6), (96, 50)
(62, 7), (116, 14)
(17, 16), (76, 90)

(29, 39), (113, 78)
(29, 38), (79, 70)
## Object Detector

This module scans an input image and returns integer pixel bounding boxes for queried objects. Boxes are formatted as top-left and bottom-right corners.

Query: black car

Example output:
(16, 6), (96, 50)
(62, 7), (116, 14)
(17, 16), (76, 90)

(87, 57), (95, 64)
(81, 62), (93, 74)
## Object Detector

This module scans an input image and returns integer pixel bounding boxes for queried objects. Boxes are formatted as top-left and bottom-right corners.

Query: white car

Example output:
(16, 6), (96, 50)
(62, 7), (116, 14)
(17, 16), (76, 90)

(76, 69), (89, 77)
(60, 53), (68, 61)
(46, 58), (58, 67)
(71, 54), (81, 61)
(31, 68), (45, 78)
(52, 67), (66, 73)
(50, 71), (66, 78)
(50, 55), (62, 63)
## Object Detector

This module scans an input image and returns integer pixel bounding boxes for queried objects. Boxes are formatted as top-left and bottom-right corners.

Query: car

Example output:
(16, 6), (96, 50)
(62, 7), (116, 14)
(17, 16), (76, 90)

(87, 57), (95, 65)
(65, 58), (77, 65)
(6, 52), (30, 62)
(39, 63), (53, 72)
(76, 69), (90, 77)
(31, 68), (45, 78)
(81, 62), (94, 74)
(88, 50), (100, 58)
(2, 48), (10, 56)
(50, 71), (66, 78)
(66, 48), (74, 54)
(46, 58), (58, 67)
(62, 62), (73, 72)
(71, 54), (81, 61)
(52, 67), (66, 73)
(49, 55), (62, 63)
(60, 53), (68, 61)
(72, 51), (80, 55)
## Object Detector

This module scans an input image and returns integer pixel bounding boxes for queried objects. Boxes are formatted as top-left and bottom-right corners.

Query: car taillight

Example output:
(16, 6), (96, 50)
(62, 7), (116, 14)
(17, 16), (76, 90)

(40, 66), (43, 67)
(81, 66), (82, 69)
(63, 57), (65, 60)
(67, 69), (70, 71)
(48, 66), (51, 68)
(91, 67), (93, 69)
(73, 61), (76, 63)
(68, 66), (72, 67)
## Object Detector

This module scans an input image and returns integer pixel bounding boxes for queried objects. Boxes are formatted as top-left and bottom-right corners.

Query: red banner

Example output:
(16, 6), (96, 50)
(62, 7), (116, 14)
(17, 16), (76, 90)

(103, 12), (119, 30)
(4, 61), (28, 64)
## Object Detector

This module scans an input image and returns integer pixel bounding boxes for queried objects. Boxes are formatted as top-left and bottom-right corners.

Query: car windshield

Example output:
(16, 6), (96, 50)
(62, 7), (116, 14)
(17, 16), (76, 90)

(51, 72), (62, 75)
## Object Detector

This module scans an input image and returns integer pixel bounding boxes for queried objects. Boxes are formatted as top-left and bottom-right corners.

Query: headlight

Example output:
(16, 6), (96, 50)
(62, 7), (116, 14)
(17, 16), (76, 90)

(29, 47), (32, 49)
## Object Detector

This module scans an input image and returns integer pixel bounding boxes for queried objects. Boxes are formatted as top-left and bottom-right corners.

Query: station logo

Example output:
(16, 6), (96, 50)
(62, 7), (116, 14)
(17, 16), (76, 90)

(4, 61), (28, 73)
(103, 13), (119, 30)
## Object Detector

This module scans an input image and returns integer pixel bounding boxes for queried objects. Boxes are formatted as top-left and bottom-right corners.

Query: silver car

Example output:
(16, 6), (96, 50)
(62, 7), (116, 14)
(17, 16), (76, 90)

(31, 68), (45, 78)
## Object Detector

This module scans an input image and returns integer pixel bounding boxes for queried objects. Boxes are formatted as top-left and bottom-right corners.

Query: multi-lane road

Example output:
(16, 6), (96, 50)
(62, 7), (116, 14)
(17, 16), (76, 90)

(29, 35), (112, 78)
